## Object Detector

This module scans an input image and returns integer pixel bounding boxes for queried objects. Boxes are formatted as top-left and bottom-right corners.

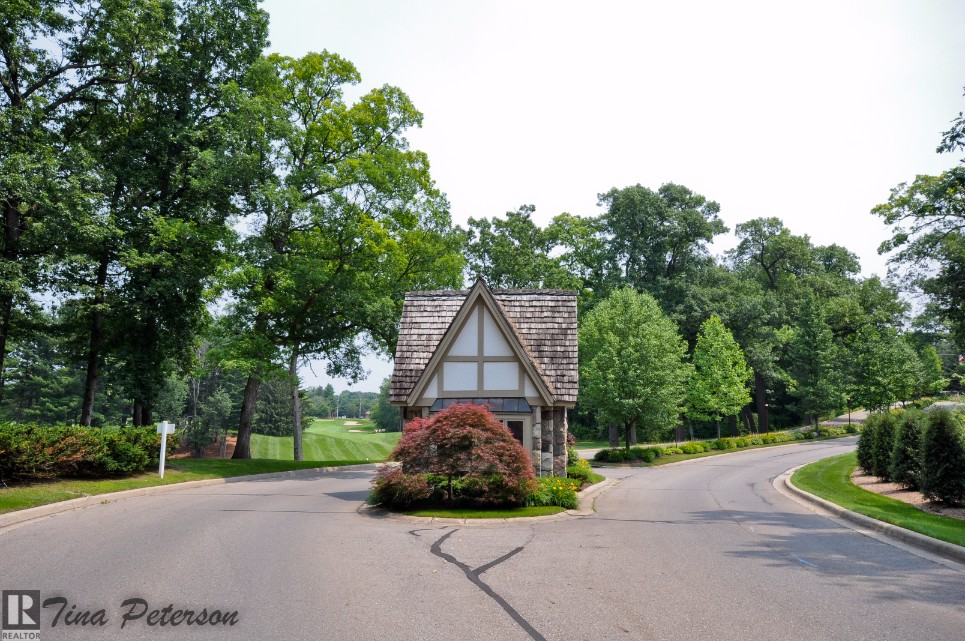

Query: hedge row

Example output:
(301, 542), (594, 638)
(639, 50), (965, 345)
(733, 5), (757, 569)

(592, 427), (854, 463)
(0, 423), (172, 482)
(857, 408), (965, 505)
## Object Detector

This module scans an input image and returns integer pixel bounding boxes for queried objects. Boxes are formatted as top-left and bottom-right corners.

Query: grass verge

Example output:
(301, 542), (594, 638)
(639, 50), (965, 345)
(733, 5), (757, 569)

(792, 452), (965, 548)
(403, 505), (565, 519)
(0, 458), (363, 516)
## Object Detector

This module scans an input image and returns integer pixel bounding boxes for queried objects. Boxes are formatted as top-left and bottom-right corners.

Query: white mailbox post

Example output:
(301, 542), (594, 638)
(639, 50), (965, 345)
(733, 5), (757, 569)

(156, 421), (176, 479)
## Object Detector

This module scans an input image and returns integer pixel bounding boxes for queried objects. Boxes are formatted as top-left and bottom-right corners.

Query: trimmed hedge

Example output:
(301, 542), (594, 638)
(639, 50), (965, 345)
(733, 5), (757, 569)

(920, 409), (965, 506)
(590, 430), (834, 464)
(0, 423), (170, 482)
(857, 408), (965, 506)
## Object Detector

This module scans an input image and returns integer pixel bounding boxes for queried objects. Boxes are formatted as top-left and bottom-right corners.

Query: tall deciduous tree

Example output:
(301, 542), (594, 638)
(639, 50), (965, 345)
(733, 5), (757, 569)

(579, 288), (691, 448)
(875, 88), (965, 347)
(0, 0), (170, 394)
(598, 183), (727, 308)
(686, 315), (752, 439)
(224, 52), (464, 460)
(465, 205), (579, 289)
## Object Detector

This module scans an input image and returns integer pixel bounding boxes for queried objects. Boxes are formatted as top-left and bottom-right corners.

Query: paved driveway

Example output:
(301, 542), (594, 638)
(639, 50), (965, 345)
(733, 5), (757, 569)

(1, 438), (962, 640)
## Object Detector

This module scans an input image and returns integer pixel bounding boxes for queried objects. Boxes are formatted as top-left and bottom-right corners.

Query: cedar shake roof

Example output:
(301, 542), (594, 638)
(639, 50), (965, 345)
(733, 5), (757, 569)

(389, 284), (579, 404)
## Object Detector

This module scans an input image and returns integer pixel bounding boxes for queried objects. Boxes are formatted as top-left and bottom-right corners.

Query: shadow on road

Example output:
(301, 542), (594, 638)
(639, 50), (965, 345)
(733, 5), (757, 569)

(687, 507), (965, 607)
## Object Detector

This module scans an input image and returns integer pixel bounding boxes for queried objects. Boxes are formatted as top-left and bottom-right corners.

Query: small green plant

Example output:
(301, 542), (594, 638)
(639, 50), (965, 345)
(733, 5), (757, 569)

(566, 457), (594, 483)
(527, 477), (579, 509)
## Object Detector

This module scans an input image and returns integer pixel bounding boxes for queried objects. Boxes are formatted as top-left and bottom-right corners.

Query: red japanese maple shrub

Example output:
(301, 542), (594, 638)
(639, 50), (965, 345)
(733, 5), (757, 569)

(370, 404), (537, 507)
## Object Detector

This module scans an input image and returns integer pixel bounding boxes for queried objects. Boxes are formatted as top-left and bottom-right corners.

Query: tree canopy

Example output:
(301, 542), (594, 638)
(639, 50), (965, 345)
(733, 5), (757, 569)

(579, 288), (691, 448)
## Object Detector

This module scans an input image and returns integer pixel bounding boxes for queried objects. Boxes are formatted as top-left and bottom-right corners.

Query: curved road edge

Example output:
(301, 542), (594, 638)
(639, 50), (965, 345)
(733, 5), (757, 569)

(777, 464), (965, 565)
(0, 463), (381, 533)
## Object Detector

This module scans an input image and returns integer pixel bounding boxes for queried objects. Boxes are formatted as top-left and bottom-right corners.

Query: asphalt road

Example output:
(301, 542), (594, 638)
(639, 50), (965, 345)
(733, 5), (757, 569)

(1, 437), (963, 641)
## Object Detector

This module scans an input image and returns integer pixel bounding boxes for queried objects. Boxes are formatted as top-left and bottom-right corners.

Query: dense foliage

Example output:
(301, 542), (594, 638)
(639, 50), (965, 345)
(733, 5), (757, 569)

(858, 408), (965, 506)
(370, 404), (536, 508)
(920, 409), (965, 506)
(1, 2), (959, 464)
(0, 423), (171, 482)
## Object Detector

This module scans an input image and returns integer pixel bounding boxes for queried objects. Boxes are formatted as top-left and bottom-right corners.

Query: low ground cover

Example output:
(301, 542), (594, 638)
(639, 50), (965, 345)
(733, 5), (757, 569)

(792, 452), (965, 547)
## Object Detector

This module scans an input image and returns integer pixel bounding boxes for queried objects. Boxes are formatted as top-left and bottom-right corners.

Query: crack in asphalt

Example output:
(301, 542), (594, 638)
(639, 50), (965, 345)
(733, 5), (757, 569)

(427, 529), (547, 641)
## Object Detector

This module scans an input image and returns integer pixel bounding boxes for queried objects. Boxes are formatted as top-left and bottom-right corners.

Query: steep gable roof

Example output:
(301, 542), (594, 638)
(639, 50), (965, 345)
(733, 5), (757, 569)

(389, 281), (578, 404)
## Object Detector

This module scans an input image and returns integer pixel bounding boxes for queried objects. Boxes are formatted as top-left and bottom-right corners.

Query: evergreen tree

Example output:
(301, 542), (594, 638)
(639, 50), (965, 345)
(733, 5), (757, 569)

(890, 410), (927, 490)
(787, 296), (845, 429)
(920, 409), (965, 506)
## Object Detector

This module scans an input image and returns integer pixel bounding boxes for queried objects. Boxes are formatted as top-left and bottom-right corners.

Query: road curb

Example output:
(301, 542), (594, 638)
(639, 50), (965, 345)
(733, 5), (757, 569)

(358, 475), (618, 525)
(0, 463), (380, 532)
(780, 465), (965, 565)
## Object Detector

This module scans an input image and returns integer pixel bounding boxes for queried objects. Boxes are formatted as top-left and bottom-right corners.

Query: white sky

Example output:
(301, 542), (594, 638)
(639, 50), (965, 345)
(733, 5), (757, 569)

(270, 0), (965, 392)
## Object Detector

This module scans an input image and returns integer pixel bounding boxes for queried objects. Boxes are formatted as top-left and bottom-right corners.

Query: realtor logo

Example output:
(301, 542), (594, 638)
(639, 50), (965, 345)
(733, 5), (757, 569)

(2, 591), (40, 631)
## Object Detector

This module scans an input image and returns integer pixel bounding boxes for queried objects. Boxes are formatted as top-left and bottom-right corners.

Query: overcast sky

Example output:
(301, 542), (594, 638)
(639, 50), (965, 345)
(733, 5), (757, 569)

(264, 0), (965, 392)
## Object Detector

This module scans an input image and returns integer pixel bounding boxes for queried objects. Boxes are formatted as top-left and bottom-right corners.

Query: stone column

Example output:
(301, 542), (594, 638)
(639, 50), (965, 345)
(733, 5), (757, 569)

(531, 405), (543, 476)
(541, 408), (554, 475)
(553, 408), (566, 475)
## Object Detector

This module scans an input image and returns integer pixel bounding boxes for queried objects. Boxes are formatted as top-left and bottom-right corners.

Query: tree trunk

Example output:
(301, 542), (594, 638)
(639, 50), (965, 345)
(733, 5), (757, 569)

(625, 421), (633, 450)
(716, 419), (721, 441)
(290, 350), (303, 461)
(141, 404), (152, 426)
(728, 415), (738, 437)
(233, 375), (261, 459)
(133, 401), (143, 426)
(80, 253), (109, 426)
(608, 423), (619, 448)
(741, 406), (755, 434)
(755, 371), (769, 433)
(0, 198), (24, 395)
(629, 426), (638, 445)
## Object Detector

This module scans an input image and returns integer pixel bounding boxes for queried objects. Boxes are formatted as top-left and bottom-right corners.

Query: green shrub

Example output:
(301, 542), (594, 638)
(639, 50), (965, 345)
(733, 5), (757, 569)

(711, 439), (736, 450)
(593, 449), (610, 462)
(870, 412), (899, 480)
(0, 423), (167, 482)
(627, 447), (647, 461)
(856, 417), (876, 475)
(889, 410), (927, 490)
(526, 477), (579, 509)
(845, 424), (861, 434)
(920, 409), (965, 506)
(747, 437), (763, 446)
(566, 457), (593, 483)
(680, 442), (705, 454)
(662, 446), (683, 455)
(368, 468), (432, 507)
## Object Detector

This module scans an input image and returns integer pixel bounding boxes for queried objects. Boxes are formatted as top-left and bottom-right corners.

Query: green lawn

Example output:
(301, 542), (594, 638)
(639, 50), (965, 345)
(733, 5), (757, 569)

(0, 458), (360, 515)
(792, 452), (965, 547)
(250, 418), (401, 461)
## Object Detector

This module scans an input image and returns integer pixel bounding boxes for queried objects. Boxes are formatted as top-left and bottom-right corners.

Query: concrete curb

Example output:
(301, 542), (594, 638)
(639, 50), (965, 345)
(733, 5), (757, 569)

(779, 464), (965, 565)
(358, 476), (619, 525)
(0, 463), (380, 532)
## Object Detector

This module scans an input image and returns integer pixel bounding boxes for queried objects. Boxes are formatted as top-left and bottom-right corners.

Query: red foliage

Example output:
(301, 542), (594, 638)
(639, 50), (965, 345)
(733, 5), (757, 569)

(374, 404), (536, 506)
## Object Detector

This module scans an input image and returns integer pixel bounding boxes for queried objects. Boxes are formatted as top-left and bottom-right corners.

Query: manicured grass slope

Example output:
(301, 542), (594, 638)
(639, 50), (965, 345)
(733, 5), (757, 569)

(792, 452), (965, 547)
(250, 418), (400, 462)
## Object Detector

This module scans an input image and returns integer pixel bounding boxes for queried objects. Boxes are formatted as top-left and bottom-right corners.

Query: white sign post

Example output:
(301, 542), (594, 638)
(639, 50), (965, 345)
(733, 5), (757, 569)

(157, 421), (176, 479)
